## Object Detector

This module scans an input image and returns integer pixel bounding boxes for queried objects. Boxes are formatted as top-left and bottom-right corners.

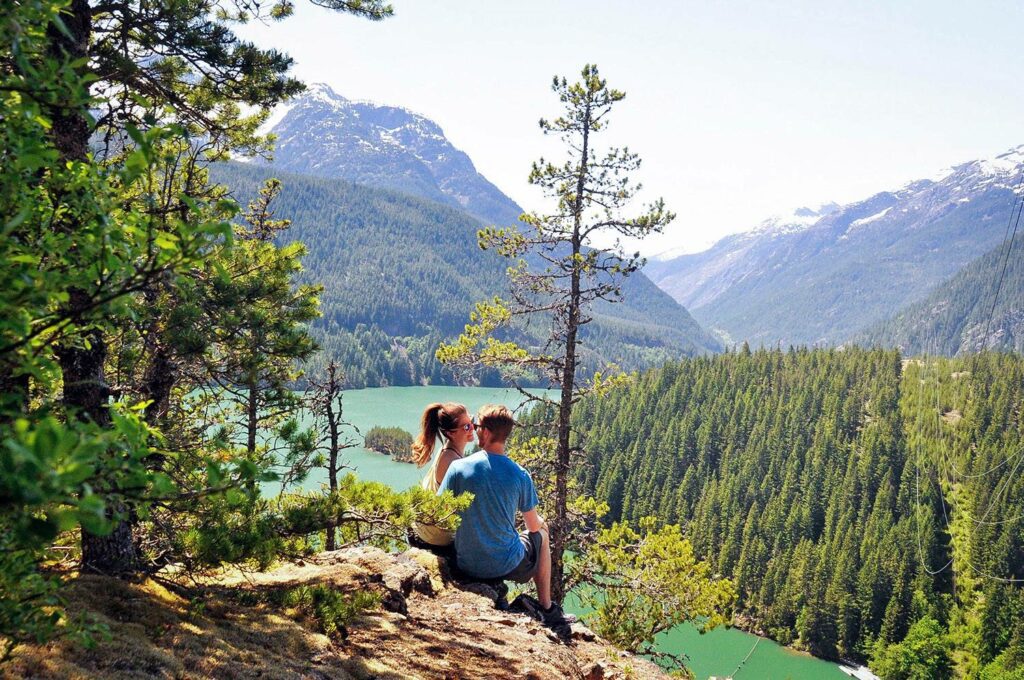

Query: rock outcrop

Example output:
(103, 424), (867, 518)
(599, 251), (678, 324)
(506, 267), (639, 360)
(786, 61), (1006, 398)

(4, 547), (666, 679)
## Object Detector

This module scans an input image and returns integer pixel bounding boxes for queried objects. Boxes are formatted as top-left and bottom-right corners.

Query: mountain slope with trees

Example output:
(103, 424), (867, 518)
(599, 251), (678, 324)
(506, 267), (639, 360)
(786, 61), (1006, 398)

(646, 149), (1024, 347)
(855, 236), (1024, 355)
(212, 162), (721, 387)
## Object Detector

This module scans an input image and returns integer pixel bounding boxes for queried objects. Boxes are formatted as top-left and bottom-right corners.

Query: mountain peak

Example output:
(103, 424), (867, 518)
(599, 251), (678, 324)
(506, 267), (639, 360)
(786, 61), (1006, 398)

(925, 143), (1024, 185)
(648, 144), (1024, 347)
(303, 82), (349, 105)
(259, 86), (524, 226)
(749, 201), (839, 237)
(794, 202), (840, 218)
(971, 144), (1024, 177)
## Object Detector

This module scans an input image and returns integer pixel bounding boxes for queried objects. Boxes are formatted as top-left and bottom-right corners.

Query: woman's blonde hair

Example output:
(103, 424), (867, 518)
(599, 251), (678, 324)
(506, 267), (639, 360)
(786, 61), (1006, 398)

(411, 402), (467, 467)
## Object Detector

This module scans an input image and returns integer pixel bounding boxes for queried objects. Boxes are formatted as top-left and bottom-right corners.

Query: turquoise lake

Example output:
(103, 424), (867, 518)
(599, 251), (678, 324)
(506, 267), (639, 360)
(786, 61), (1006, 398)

(290, 385), (856, 680)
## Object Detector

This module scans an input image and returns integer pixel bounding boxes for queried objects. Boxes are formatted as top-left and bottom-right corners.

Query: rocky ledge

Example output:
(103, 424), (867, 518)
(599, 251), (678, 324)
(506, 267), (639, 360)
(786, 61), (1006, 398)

(3, 547), (666, 680)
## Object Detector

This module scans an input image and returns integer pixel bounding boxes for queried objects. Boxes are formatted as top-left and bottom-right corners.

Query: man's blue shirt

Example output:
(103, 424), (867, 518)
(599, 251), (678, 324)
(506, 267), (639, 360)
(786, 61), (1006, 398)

(437, 450), (538, 579)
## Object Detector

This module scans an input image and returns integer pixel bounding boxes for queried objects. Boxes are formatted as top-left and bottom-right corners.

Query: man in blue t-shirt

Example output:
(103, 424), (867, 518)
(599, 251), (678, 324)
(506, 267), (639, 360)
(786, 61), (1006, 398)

(437, 404), (575, 627)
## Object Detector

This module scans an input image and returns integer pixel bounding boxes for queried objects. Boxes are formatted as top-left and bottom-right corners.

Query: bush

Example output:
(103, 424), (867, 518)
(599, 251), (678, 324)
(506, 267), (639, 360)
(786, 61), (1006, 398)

(280, 585), (380, 638)
(871, 616), (953, 680)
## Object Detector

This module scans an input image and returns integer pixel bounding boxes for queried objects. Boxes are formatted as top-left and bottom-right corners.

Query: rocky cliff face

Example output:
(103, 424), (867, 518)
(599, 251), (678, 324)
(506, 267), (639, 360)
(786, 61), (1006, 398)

(4, 547), (664, 680)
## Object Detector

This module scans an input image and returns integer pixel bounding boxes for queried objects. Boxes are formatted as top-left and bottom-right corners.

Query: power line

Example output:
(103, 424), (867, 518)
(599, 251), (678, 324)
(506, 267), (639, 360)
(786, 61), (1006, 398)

(980, 172), (1024, 350)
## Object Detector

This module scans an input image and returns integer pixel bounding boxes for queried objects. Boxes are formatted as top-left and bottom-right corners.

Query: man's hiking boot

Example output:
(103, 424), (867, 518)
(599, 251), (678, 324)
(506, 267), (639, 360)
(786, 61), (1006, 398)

(494, 581), (510, 611)
(539, 601), (578, 627)
(509, 594), (577, 627)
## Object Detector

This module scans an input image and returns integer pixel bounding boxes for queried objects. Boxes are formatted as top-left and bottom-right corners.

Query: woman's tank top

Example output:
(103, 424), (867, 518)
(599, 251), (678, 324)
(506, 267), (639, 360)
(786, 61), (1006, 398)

(413, 446), (458, 545)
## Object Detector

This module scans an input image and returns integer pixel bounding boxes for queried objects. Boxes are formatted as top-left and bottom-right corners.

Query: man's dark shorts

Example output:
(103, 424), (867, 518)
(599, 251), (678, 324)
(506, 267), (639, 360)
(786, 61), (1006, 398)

(501, 530), (543, 583)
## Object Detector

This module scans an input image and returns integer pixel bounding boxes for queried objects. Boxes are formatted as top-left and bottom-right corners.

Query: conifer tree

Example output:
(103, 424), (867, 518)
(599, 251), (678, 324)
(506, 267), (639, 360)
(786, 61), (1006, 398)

(439, 64), (674, 599)
(34, 0), (393, 575)
(308, 360), (359, 550)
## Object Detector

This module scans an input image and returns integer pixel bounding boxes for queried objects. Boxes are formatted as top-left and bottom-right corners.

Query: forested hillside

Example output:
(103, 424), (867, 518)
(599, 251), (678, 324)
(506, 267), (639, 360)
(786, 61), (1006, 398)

(212, 162), (721, 387)
(571, 348), (1024, 675)
(855, 237), (1024, 355)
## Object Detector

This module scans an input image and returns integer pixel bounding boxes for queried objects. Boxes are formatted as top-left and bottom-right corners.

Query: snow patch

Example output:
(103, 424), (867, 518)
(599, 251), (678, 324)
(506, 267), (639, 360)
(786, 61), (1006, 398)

(304, 82), (348, 106)
(849, 206), (892, 228)
(750, 202), (839, 237)
(257, 101), (296, 136)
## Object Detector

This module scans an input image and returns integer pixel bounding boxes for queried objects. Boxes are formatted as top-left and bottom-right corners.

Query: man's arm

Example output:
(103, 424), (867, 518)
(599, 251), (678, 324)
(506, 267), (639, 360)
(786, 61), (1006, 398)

(519, 470), (543, 531)
(523, 508), (547, 533)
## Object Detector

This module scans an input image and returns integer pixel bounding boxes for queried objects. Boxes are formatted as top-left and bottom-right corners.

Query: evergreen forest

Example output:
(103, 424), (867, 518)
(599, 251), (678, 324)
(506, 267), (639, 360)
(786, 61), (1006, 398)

(571, 347), (1024, 676)
(364, 426), (415, 462)
(211, 162), (721, 389)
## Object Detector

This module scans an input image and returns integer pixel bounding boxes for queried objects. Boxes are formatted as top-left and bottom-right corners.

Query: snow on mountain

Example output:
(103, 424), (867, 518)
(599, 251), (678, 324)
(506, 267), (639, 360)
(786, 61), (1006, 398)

(651, 203), (840, 263)
(749, 202), (842, 236)
(254, 83), (522, 226)
(645, 145), (1024, 347)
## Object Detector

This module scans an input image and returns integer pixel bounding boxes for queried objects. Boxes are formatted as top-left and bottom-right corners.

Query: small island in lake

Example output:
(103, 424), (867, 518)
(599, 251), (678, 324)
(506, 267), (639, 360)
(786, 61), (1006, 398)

(364, 426), (415, 463)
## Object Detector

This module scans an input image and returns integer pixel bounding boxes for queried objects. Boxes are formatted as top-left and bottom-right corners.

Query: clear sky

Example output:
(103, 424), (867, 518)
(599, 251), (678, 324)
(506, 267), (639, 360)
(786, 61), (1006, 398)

(235, 1), (1024, 256)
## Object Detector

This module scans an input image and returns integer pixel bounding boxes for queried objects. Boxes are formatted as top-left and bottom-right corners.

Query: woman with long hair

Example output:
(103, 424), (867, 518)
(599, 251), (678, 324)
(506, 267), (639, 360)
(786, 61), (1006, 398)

(411, 401), (474, 547)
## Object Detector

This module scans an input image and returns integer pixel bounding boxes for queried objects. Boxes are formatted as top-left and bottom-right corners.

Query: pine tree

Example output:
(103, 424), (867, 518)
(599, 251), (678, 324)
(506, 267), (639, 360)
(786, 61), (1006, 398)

(36, 0), (392, 576)
(439, 64), (673, 600)
(308, 361), (359, 550)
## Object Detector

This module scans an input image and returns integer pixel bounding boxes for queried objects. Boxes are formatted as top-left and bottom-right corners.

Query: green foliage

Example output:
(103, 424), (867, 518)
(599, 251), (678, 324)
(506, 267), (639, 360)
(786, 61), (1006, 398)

(982, 633), (1024, 680)
(0, 408), (157, 659)
(364, 426), (415, 462)
(180, 474), (470, 569)
(0, 0), (394, 657)
(871, 616), (954, 680)
(1, 0), (238, 652)
(574, 517), (736, 672)
(572, 347), (1024, 671)
(211, 162), (718, 389)
(279, 585), (381, 638)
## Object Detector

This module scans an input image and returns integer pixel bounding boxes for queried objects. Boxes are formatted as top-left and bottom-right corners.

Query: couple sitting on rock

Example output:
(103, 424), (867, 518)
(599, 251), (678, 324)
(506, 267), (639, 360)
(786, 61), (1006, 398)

(409, 402), (575, 628)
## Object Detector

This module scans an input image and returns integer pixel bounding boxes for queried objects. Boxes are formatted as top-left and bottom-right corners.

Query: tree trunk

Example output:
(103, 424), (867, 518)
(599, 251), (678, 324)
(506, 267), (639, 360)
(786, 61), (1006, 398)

(325, 363), (340, 550)
(326, 399), (339, 551)
(142, 279), (177, 429)
(550, 99), (592, 603)
(142, 347), (175, 426)
(0, 367), (29, 424)
(48, 1), (140, 576)
(247, 379), (258, 455)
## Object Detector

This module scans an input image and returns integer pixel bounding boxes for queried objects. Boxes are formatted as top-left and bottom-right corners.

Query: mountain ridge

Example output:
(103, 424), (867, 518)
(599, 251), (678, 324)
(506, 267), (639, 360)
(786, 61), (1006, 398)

(224, 84), (721, 385)
(212, 162), (721, 387)
(646, 145), (1024, 347)
(254, 82), (523, 226)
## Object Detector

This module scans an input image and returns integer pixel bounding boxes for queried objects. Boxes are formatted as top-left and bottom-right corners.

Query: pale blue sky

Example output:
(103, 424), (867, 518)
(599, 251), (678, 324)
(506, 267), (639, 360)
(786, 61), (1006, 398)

(235, 1), (1024, 256)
